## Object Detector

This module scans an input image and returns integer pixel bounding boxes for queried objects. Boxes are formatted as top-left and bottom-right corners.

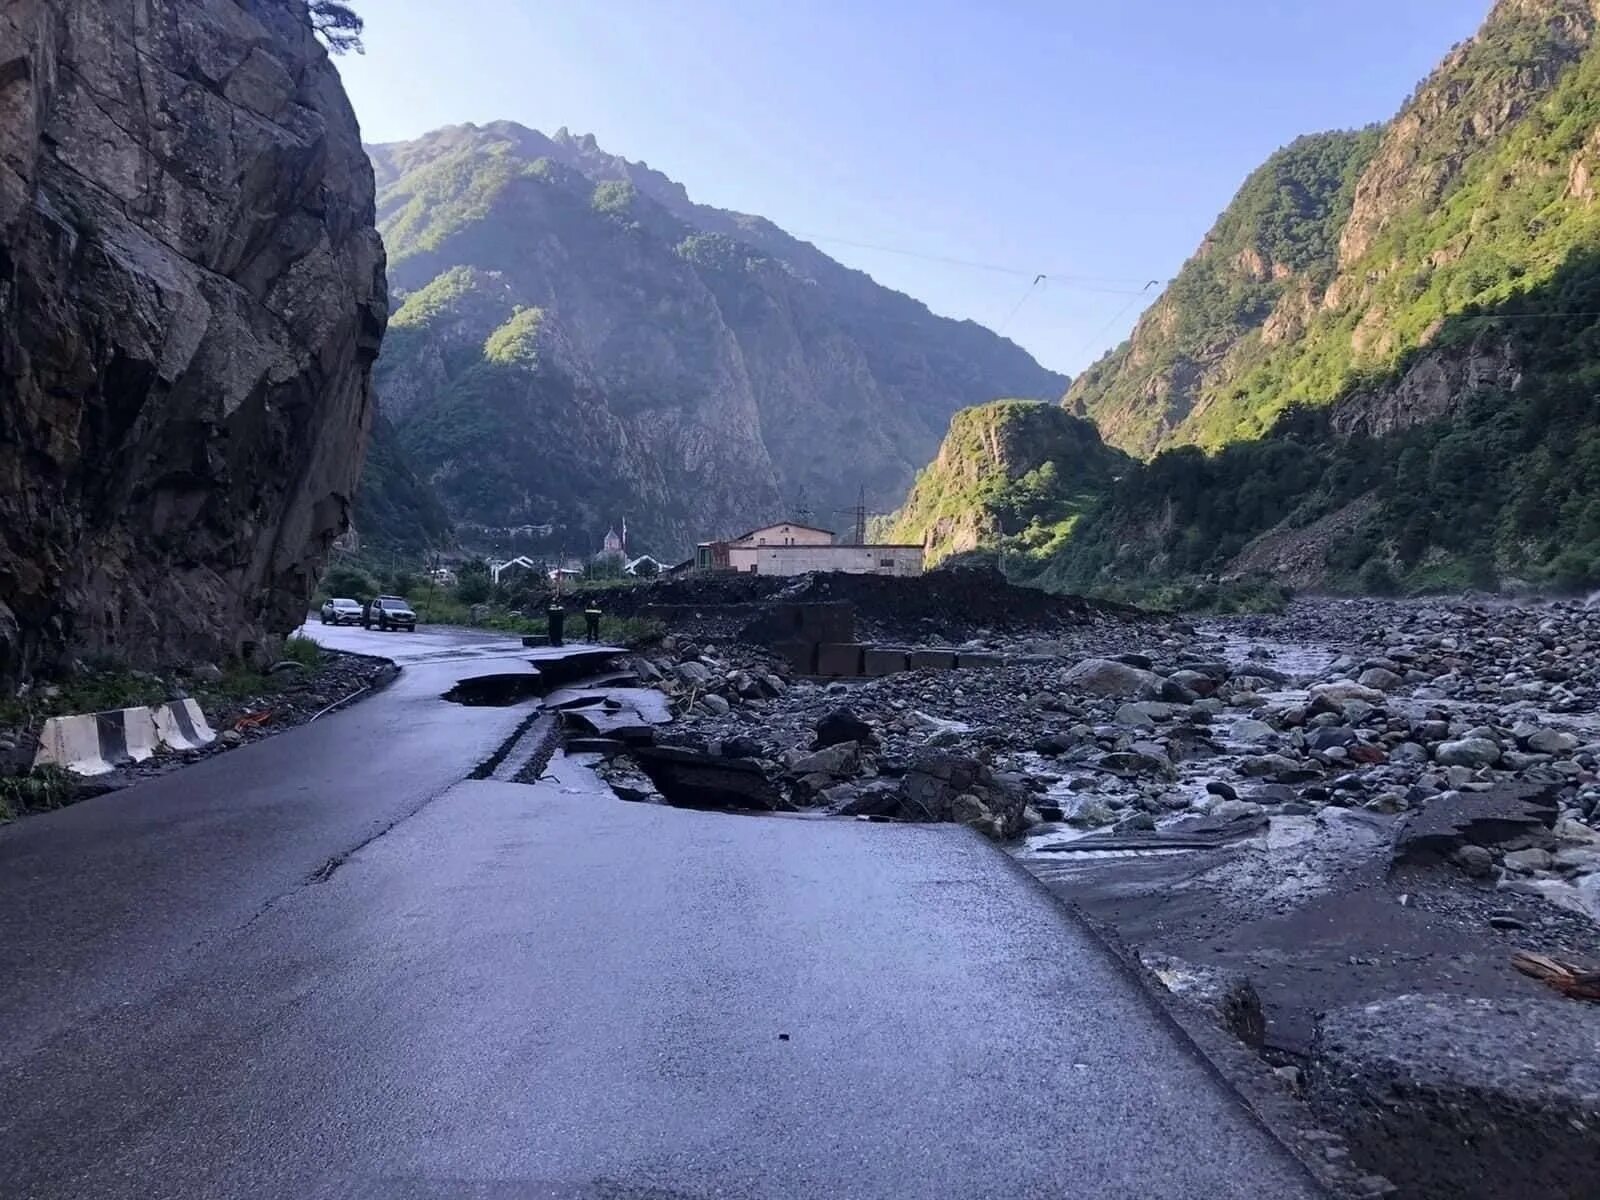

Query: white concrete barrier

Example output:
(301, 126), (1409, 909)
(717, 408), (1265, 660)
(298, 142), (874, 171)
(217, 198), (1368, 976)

(123, 708), (159, 763)
(152, 699), (214, 751)
(33, 714), (113, 776)
(34, 700), (217, 776)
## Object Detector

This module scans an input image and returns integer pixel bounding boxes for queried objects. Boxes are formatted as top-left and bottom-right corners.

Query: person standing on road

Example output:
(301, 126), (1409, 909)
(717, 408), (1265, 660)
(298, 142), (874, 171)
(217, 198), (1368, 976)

(584, 602), (603, 643)
(547, 601), (566, 647)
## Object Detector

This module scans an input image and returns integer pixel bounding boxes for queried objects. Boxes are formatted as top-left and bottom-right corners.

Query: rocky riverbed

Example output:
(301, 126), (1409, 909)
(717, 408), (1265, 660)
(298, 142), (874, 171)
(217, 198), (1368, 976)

(595, 593), (1600, 1199)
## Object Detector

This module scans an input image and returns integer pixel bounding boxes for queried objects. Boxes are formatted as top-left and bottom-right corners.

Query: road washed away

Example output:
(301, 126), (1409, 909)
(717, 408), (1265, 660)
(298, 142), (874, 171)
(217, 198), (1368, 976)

(609, 593), (1600, 1200)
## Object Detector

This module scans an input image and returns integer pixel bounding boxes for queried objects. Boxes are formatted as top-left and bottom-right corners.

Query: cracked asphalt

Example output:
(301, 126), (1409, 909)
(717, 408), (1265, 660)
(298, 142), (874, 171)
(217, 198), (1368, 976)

(0, 623), (1323, 1199)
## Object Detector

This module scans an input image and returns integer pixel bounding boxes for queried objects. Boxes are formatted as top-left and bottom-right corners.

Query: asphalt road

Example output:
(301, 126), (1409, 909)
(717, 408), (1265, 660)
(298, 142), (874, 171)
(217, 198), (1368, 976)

(1, 627), (1323, 1199)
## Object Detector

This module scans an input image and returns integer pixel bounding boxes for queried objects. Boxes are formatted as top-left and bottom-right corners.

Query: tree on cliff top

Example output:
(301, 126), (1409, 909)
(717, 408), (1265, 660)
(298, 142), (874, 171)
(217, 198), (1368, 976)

(310, 1), (364, 54)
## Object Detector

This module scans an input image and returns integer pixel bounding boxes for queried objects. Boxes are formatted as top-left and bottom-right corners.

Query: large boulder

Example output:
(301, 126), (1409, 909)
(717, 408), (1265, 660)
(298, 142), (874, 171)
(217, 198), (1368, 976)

(1434, 737), (1501, 768)
(1061, 657), (1162, 698)
(787, 741), (861, 779)
(0, 1), (386, 685)
(812, 707), (877, 750)
(895, 750), (1029, 838)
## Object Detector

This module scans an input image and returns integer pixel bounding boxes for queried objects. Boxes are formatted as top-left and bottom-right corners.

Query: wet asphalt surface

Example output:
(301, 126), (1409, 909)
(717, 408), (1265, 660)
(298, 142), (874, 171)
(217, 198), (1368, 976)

(0, 623), (1323, 1199)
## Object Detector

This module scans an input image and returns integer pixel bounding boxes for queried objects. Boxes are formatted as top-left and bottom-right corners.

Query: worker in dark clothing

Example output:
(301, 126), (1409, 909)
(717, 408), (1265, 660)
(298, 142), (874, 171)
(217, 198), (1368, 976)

(584, 602), (603, 643)
(546, 602), (566, 647)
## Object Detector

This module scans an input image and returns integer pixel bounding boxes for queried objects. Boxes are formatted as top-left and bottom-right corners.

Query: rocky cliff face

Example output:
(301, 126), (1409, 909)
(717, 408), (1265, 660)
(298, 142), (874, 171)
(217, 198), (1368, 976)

(366, 122), (1065, 557)
(883, 400), (1129, 571)
(0, 0), (386, 684)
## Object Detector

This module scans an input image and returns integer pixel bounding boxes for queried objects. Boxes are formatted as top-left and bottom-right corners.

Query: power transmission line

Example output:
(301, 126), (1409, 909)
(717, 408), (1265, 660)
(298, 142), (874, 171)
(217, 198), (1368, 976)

(996, 273), (1047, 334)
(787, 229), (1161, 293)
(1069, 278), (1163, 362)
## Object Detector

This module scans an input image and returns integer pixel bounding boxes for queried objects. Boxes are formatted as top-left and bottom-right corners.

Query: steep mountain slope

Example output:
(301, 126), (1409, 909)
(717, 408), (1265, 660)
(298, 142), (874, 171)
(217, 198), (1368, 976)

(352, 415), (452, 552)
(364, 123), (1065, 556)
(1050, 0), (1600, 592)
(1066, 129), (1381, 456)
(882, 401), (1130, 568)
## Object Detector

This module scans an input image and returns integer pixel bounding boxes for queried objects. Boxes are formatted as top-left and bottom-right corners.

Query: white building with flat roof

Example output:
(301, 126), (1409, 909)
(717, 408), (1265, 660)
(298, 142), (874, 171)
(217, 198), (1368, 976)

(694, 522), (923, 577)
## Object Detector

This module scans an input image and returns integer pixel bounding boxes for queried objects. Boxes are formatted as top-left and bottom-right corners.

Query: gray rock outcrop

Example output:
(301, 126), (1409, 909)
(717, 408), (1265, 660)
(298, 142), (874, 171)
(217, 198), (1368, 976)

(0, 0), (386, 685)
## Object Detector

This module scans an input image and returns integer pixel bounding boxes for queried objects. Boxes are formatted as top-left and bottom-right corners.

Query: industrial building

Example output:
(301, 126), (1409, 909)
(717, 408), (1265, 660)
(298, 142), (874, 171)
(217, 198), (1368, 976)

(694, 523), (923, 577)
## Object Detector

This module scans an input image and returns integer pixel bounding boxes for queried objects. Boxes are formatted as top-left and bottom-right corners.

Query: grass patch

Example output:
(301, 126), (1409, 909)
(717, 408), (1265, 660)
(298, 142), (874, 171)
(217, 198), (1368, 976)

(281, 634), (323, 669)
(0, 765), (76, 823)
(0, 669), (171, 729)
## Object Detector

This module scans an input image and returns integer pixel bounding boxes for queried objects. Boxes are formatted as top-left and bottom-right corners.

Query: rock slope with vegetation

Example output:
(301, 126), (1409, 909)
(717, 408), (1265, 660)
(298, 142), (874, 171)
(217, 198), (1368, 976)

(898, 0), (1600, 596)
(881, 400), (1130, 572)
(362, 121), (1066, 556)
(1056, 0), (1600, 593)
(0, 0), (386, 687)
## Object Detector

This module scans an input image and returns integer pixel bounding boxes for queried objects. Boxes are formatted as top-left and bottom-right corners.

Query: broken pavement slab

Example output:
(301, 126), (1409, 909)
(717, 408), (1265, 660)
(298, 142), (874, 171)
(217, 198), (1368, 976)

(1391, 781), (1562, 865)
(631, 744), (785, 811)
(1308, 992), (1600, 1200)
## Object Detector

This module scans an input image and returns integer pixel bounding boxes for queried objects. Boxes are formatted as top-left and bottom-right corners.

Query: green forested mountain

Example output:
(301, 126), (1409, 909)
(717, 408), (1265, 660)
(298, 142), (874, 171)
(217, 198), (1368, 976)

(351, 415), (453, 552)
(1066, 128), (1380, 456)
(882, 401), (1130, 569)
(1051, 0), (1600, 593)
(360, 122), (1065, 557)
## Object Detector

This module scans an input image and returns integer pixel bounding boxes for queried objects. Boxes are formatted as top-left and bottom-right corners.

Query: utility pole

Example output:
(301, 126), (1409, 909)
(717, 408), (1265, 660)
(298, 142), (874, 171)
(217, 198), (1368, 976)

(834, 485), (886, 545)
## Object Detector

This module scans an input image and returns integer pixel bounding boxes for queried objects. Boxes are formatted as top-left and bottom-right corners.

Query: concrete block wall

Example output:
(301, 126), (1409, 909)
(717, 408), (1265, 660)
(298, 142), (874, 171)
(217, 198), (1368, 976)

(34, 699), (215, 776)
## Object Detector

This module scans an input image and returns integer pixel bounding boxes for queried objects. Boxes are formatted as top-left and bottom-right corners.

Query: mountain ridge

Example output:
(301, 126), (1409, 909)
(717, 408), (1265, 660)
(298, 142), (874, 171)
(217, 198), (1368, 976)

(356, 120), (1065, 557)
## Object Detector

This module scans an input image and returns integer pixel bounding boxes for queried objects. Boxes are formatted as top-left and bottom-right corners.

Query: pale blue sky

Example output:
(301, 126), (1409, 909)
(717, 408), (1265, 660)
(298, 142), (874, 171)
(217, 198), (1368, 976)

(336, 1), (1488, 376)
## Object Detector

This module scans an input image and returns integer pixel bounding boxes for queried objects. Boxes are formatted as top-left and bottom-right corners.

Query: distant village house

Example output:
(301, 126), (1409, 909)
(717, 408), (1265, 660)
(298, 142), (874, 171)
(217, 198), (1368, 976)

(624, 554), (664, 576)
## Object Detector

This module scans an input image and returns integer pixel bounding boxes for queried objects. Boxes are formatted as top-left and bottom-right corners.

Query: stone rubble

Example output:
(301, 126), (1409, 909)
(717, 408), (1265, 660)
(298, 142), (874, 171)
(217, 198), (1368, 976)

(609, 597), (1600, 918)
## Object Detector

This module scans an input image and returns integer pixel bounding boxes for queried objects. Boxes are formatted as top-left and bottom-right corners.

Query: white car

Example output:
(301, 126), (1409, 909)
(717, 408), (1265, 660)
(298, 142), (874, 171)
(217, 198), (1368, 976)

(320, 597), (363, 625)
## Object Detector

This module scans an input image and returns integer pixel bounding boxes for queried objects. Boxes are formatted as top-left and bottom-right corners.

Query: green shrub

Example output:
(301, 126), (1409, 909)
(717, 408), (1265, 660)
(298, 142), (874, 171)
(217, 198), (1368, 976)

(0, 766), (75, 822)
(1548, 550), (1597, 592)
(322, 565), (377, 600)
(1357, 558), (1400, 595)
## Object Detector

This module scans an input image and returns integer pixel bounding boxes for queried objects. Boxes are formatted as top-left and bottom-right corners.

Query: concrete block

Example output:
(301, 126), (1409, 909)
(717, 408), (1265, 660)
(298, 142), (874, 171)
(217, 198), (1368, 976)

(34, 714), (113, 776)
(956, 652), (1004, 670)
(862, 646), (910, 677)
(772, 641), (818, 675)
(816, 643), (865, 677)
(122, 708), (160, 762)
(797, 603), (855, 645)
(908, 649), (958, 671)
(35, 700), (217, 776)
(153, 699), (215, 750)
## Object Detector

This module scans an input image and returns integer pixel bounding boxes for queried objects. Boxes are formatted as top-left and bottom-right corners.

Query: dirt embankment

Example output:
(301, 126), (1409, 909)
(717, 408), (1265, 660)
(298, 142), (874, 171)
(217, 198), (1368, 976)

(582, 566), (1147, 642)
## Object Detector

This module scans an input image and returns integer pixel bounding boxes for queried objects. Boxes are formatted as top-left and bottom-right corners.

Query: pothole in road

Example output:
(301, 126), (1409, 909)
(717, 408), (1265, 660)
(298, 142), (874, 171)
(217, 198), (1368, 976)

(443, 672), (543, 706)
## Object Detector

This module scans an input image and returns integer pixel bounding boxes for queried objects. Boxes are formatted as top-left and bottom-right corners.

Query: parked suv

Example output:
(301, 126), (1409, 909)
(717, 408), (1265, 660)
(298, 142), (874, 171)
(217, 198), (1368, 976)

(363, 595), (417, 632)
(320, 597), (363, 626)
